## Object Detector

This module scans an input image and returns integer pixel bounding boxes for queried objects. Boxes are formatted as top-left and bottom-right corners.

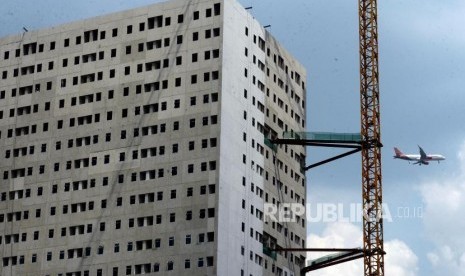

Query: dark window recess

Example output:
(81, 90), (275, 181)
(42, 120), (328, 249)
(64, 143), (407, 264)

(214, 3), (221, 15)
(148, 15), (163, 29)
(84, 29), (98, 42)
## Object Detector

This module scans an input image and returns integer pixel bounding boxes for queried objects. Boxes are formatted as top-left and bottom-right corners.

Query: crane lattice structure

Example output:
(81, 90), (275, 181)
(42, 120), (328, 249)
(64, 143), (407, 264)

(359, 0), (384, 275)
(269, 0), (384, 275)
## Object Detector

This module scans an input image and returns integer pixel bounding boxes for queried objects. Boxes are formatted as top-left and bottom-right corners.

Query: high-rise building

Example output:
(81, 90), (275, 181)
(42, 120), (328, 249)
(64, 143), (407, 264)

(0, 0), (307, 275)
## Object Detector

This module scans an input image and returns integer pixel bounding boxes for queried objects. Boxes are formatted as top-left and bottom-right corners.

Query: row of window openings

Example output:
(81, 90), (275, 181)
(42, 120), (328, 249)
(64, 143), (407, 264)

(57, 47), (219, 73)
(1, 182), (214, 205)
(0, 102), (50, 120)
(2, 155), (217, 179)
(124, 257), (214, 275)
(0, 82), (53, 101)
(36, 133), (216, 159)
(1, 113), (217, 142)
(125, 26), (220, 55)
(1, 51), (105, 79)
(59, 114), (216, 141)
(0, 204), (215, 227)
(3, 125), (216, 160)
(1, 3), (221, 61)
(58, 114), (218, 133)
(55, 89), (217, 113)
(0, 228), (214, 253)
(120, 51), (220, 78)
(21, 255), (214, 276)
(44, 204), (216, 223)
(1, 226), (215, 261)
(3, 251), (213, 274)
(58, 133), (216, 152)
(2, 123), (46, 139)
(48, 157), (217, 174)
(59, 69), (219, 90)
(69, 154), (215, 171)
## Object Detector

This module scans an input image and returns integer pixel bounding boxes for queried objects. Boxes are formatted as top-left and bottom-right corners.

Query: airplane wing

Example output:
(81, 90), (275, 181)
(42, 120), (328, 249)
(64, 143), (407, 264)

(418, 146), (427, 159)
(412, 159), (429, 165)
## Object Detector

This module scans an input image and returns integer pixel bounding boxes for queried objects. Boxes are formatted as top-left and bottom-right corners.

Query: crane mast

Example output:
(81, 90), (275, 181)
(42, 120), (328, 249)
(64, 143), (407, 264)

(358, 0), (384, 275)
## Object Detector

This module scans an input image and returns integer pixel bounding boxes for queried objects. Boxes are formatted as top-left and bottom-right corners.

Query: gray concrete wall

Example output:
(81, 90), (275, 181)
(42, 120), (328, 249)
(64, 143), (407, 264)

(0, 0), (306, 275)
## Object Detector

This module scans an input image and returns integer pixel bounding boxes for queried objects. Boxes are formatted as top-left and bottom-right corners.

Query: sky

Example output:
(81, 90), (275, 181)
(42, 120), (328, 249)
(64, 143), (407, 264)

(1, 0), (465, 275)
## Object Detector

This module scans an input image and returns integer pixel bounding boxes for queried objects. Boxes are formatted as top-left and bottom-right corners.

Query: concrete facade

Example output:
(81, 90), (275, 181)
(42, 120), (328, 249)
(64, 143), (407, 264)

(0, 0), (307, 275)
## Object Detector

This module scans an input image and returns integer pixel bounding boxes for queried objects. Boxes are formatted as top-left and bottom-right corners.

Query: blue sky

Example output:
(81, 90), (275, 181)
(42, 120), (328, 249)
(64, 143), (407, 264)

(2, 0), (465, 274)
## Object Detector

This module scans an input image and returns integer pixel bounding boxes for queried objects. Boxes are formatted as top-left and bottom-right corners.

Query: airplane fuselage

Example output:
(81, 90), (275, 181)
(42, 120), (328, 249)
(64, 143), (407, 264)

(394, 154), (445, 162)
(393, 146), (445, 165)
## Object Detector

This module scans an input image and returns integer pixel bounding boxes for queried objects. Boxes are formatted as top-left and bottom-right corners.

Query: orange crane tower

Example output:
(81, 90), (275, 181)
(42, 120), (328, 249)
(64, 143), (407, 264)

(358, 0), (384, 275)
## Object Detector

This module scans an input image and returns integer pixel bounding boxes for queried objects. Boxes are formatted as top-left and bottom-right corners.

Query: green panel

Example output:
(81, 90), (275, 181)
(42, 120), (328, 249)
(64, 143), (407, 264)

(308, 252), (349, 266)
(262, 246), (277, 260)
(282, 131), (361, 142)
(264, 138), (278, 152)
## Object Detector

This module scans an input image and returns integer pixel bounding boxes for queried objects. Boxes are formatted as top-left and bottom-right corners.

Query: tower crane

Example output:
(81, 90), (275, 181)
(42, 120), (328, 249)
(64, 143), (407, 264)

(358, 0), (384, 274)
(270, 0), (385, 275)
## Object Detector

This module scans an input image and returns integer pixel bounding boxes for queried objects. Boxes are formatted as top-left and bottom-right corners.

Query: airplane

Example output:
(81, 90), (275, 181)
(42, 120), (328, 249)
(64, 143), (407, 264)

(393, 146), (445, 165)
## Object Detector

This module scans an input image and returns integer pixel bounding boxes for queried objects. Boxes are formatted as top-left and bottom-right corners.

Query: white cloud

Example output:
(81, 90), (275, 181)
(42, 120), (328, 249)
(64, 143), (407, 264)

(306, 222), (417, 276)
(385, 239), (418, 276)
(419, 140), (465, 275)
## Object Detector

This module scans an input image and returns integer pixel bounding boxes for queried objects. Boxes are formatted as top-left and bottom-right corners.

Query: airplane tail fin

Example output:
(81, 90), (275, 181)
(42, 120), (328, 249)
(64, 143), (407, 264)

(394, 147), (405, 158)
